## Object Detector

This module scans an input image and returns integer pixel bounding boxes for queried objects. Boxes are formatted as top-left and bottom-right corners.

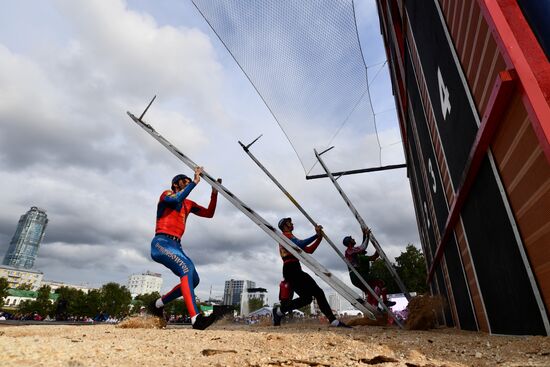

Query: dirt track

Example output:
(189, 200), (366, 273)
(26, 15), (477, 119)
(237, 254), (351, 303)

(0, 322), (548, 366)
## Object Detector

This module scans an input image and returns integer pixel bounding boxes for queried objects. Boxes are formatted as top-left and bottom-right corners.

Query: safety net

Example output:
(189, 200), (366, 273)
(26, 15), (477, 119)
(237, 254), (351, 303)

(192, 0), (383, 176)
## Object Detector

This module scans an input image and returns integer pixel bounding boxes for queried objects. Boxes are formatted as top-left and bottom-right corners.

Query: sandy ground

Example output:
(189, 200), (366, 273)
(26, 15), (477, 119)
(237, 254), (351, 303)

(0, 321), (548, 367)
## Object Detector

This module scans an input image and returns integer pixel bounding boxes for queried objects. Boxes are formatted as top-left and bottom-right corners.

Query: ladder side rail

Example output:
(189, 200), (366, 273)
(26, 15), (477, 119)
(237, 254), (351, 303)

(241, 142), (404, 325)
(314, 149), (412, 300)
(370, 236), (412, 300)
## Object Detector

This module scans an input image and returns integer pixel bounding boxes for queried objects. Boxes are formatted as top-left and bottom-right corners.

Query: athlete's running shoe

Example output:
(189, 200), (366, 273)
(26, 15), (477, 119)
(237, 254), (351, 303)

(331, 320), (352, 328)
(272, 306), (282, 326)
(147, 300), (165, 319)
(192, 313), (217, 330)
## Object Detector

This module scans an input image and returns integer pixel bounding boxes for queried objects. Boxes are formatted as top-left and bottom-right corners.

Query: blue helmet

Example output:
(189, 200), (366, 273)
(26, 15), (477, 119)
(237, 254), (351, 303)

(171, 174), (190, 188)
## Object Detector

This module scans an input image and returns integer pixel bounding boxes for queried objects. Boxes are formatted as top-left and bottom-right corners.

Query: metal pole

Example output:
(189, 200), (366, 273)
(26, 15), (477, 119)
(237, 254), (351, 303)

(306, 164), (407, 180)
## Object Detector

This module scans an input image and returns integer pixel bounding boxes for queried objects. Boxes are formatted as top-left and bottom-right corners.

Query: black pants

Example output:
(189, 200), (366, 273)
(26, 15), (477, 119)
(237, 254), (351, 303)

(280, 261), (336, 323)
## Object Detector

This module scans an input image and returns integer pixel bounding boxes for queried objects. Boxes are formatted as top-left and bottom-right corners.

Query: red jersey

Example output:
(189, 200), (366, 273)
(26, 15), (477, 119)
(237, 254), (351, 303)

(155, 189), (217, 239)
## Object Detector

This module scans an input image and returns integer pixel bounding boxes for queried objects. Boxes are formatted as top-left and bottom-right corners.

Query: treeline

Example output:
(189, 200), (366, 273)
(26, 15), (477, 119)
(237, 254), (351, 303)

(0, 278), (207, 319)
(369, 244), (428, 294)
(0, 244), (428, 318)
(0, 282), (133, 319)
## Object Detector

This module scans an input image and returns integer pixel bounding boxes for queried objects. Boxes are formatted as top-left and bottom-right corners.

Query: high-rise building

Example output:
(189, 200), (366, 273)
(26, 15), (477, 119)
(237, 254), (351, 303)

(223, 279), (255, 306)
(127, 271), (163, 297)
(3, 207), (48, 269)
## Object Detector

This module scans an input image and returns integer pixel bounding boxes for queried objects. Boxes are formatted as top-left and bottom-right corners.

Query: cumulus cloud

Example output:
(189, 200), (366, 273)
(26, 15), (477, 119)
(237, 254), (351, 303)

(0, 0), (420, 303)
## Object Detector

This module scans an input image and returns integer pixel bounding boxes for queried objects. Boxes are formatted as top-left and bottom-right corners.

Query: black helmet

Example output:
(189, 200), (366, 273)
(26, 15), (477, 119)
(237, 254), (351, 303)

(343, 236), (353, 247)
(171, 174), (190, 188)
(278, 217), (291, 230)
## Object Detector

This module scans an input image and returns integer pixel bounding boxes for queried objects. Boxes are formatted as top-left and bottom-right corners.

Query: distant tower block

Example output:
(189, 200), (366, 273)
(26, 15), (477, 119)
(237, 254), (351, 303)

(3, 207), (48, 269)
(223, 279), (255, 306)
(127, 271), (163, 297)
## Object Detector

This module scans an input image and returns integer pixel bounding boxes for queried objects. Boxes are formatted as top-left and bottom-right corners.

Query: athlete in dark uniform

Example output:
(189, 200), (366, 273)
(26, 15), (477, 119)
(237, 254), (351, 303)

(148, 166), (221, 330)
(272, 217), (350, 328)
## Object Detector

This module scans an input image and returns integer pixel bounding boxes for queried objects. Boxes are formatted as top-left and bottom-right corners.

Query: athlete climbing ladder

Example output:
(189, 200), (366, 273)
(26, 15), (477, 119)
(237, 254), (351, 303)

(127, 97), (383, 322)
(315, 148), (412, 301)
(239, 136), (404, 327)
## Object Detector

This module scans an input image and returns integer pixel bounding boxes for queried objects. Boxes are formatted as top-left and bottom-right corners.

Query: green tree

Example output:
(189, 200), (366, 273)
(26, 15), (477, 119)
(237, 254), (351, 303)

(55, 288), (71, 314)
(16, 285), (53, 317)
(18, 299), (35, 315)
(84, 289), (102, 317)
(395, 244), (428, 293)
(100, 283), (132, 318)
(16, 283), (32, 290)
(34, 285), (53, 316)
(298, 304), (311, 317)
(54, 287), (84, 318)
(134, 292), (161, 312)
(0, 277), (9, 306)
(70, 290), (90, 317)
(248, 297), (263, 313)
(367, 244), (428, 295)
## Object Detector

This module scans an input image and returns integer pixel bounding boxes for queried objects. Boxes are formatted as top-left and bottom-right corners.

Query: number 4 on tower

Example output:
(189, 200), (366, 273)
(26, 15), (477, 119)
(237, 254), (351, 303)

(437, 67), (451, 121)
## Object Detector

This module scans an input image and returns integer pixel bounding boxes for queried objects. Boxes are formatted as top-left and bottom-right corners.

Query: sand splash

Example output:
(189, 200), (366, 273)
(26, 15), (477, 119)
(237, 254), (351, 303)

(406, 295), (445, 330)
(117, 315), (166, 329)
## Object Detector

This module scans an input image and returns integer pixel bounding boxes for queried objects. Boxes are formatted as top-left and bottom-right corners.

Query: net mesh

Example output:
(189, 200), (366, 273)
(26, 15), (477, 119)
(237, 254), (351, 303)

(192, 0), (380, 175)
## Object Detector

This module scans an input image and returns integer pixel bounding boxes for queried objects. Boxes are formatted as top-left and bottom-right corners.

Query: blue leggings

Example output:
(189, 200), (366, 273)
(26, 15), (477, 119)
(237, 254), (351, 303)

(151, 235), (200, 316)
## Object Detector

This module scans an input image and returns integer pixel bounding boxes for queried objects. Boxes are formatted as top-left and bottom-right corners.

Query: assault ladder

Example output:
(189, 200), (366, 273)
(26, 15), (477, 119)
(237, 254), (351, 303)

(315, 148), (412, 301)
(239, 136), (404, 327)
(127, 97), (379, 321)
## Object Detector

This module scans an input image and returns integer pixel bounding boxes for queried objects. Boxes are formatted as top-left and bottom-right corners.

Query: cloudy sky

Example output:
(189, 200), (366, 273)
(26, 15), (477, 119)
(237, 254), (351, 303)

(0, 0), (419, 303)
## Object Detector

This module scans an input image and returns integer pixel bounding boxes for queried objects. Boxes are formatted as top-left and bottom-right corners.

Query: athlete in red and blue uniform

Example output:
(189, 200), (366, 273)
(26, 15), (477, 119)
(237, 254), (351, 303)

(272, 217), (350, 328)
(148, 166), (220, 330)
